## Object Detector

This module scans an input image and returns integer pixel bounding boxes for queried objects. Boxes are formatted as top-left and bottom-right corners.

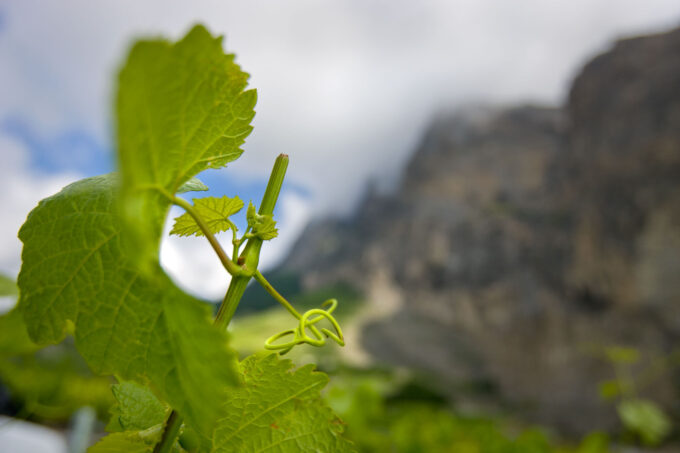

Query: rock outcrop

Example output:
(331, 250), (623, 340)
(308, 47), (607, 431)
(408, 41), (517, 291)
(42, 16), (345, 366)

(279, 27), (680, 435)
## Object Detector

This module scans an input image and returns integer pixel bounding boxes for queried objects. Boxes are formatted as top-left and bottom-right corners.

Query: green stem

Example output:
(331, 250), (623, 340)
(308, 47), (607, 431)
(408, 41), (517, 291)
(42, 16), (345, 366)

(258, 154), (289, 216)
(152, 411), (182, 453)
(153, 154), (289, 452)
(214, 276), (250, 328)
(228, 220), (241, 260)
(214, 154), (289, 329)
(253, 270), (301, 319)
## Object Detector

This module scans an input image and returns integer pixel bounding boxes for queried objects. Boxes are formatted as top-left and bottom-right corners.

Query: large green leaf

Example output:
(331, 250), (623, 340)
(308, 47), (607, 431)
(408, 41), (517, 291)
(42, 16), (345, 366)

(17, 175), (239, 435)
(117, 24), (256, 269)
(213, 354), (355, 453)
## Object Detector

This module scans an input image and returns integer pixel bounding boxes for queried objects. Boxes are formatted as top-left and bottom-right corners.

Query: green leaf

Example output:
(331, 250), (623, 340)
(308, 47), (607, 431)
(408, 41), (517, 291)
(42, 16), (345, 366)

(17, 174), (239, 436)
(108, 380), (169, 432)
(105, 380), (206, 452)
(89, 426), (186, 453)
(117, 24), (256, 269)
(246, 202), (278, 241)
(170, 196), (243, 237)
(177, 177), (209, 194)
(213, 354), (355, 453)
(0, 273), (18, 296)
(617, 398), (672, 446)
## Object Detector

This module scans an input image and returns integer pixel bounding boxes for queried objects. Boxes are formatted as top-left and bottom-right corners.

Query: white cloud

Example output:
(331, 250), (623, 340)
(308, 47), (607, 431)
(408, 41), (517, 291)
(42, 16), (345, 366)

(1, 0), (679, 296)
(160, 206), (231, 301)
(2, 0), (679, 213)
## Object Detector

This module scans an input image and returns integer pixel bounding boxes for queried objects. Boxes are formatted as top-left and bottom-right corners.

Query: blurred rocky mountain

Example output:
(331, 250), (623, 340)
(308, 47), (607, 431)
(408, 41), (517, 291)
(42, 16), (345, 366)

(275, 27), (680, 435)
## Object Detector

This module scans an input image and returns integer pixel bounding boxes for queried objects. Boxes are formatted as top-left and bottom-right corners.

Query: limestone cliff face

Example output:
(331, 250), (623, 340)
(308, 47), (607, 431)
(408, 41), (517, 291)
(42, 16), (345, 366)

(560, 28), (680, 322)
(281, 27), (680, 435)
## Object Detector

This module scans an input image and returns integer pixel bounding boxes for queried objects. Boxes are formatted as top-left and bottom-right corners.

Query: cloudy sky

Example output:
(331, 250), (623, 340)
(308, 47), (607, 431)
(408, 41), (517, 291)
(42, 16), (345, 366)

(1, 0), (679, 300)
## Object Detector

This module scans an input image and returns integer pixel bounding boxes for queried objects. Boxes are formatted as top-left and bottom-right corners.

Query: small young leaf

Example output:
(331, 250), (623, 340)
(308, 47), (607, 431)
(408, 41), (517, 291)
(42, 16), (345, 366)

(170, 196), (243, 237)
(107, 381), (169, 432)
(177, 177), (209, 194)
(17, 174), (239, 436)
(245, 202), (278, 241)
(105, 381), (206, 452)
(246, 201), (257, 226)
(253, 216), (278, 240)
(213, 354), (355, 453)
(117, 24), (256, 269)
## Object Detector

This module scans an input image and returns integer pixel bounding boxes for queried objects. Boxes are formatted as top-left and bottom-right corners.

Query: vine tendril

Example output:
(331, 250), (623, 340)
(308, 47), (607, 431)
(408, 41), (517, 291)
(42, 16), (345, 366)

(264, 299), (345, 355)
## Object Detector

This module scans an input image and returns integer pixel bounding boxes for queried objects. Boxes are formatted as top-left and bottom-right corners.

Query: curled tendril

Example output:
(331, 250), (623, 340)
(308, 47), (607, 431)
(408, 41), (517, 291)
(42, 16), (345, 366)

(265, 299), (345, 355)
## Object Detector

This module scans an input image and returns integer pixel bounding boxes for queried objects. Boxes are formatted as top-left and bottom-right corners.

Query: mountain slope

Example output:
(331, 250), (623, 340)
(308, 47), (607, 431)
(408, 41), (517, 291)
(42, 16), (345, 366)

(273, 27), (680, 435)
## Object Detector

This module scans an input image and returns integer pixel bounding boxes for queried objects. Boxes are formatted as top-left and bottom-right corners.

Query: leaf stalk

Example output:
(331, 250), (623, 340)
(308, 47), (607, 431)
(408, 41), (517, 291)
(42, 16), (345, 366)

(170, 196), (243, 276)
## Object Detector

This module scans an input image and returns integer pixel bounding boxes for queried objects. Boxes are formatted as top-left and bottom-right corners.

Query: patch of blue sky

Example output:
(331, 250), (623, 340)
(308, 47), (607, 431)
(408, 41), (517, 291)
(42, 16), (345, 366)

(1, 115), (112, 176)
(1, 113), (310, 227)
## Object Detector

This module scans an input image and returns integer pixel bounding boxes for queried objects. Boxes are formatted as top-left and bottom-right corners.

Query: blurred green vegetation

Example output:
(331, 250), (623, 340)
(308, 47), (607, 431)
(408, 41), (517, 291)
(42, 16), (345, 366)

(1, 275), (678, 452)
(598, 345), (676, 447)
(0, 340), (115, 421)
(0, 277), (114, 424)
(229, 287), (680, 452)
(325, 368), (611, 453)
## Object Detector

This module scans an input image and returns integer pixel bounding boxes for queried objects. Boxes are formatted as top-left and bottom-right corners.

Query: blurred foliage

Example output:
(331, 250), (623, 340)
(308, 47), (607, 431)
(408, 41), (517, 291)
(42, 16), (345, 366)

(0, 335), (115, 422)
(231, 303), (680, 452)
(599, 345), (675, 447)
(1, 266), (676, 452)
(617, 399), (672, 447)
(325, 368), (612, 453)
(0, 307), (38, 357)
(0, 278), (115, 424)
(604, 346), (640, 365)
